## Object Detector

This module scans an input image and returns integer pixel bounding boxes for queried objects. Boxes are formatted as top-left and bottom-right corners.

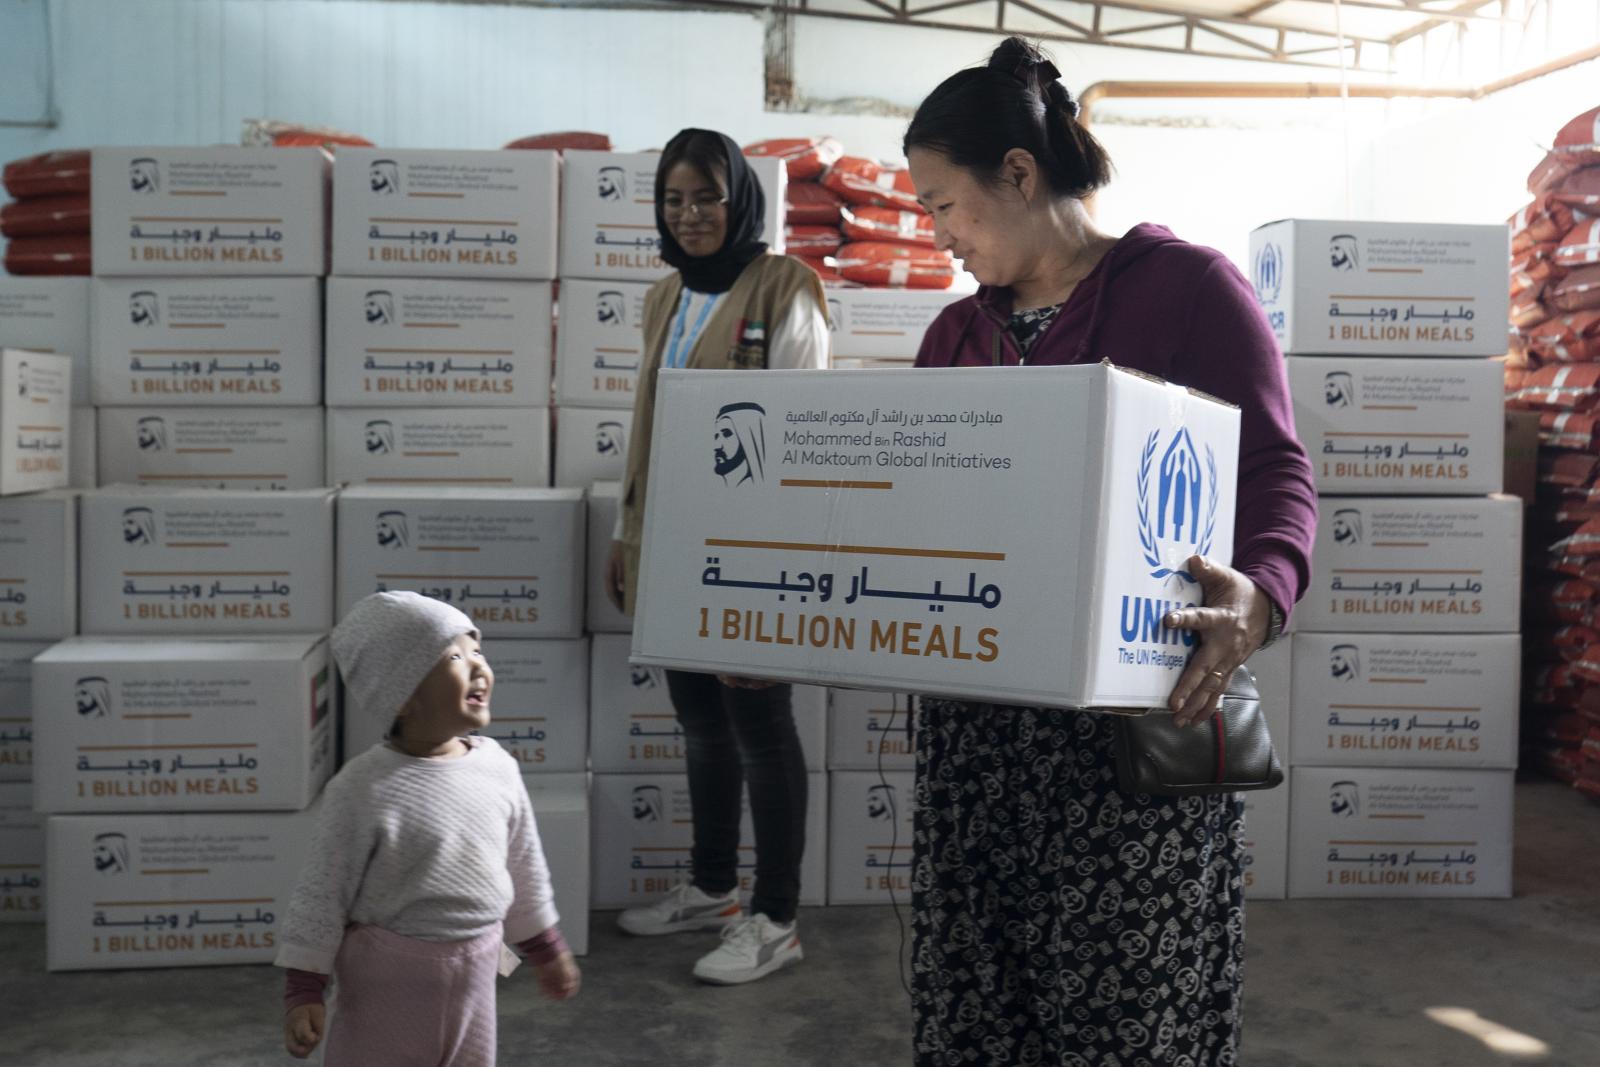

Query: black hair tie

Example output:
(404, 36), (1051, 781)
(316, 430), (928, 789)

(1046, 80), (1081, 119)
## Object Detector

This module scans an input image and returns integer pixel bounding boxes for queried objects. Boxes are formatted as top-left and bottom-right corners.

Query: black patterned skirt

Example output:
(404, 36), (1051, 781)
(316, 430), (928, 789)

(911, 699), (1245, 1067)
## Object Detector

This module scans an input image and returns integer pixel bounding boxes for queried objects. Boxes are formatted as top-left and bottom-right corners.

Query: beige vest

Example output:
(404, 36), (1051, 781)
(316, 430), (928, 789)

(619, 254), (825, 614)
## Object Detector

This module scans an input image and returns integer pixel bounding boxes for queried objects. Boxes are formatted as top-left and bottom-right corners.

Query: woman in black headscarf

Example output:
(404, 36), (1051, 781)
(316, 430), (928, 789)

(604, 128), (830, 986)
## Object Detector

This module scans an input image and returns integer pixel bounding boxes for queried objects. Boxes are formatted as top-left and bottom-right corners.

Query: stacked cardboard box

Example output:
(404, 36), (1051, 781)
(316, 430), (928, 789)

(327, 148), (558, 488)
(1251, 218), (1520, 898)
(0, 279), (92, 488)
(89, 147), (329, 489)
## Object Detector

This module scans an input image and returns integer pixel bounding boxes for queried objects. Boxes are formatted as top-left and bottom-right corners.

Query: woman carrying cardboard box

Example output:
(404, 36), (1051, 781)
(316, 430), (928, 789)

(901, 37), (1317, 1065)
(604, 128), (829, 985)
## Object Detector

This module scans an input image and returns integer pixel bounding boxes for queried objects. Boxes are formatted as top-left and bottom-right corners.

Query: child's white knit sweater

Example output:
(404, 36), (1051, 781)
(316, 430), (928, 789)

(275, 736), (558, 974)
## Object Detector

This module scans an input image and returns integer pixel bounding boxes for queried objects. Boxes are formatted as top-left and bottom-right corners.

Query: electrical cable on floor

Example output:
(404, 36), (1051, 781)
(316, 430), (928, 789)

(878, 693), (912, 1000)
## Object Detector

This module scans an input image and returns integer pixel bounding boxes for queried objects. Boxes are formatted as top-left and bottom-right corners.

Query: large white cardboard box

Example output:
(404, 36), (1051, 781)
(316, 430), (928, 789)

(1290, 357), (1503, 496)
(590, 771), (825, 908)
(827, 770), (915, 905)
(326, 407), (550, 487)
(588, 633), (825, 773)
(476, 640), (589, 775)
(341, 637), (590, 774)
(0, 641), (50, 782)
(1298, 495), (1522, 633)
(586, 482), (631, 634)
(825, 289), (959, 362)
(70, 407), (95, 489)
(2, 349), (71, 495)
(80, 488), (334, 635)
(91, 277), (322, 407)
(559, 152), (785, 282)
(336, 487), (584, 639)
(1289, 766), (1512, 898)
(332, 148), (558, 280)
(324, 277), (552, 407)
(1290, 633), (1520, 769)
(1248, 219), (1508, 356)
(0, 277), (90, 405)
(97, 406), (324, 491)
(33, 635), (336, 813)
(554, 278), (649, 410)
(1242, 641), (1291, 900)
(633, 365), (1241, 709)
(522, 773), (589, 956)
(45, 808), (316, 969)
(826, 689), (914, 772)
(554, 406), (631, 490)
(1242, 776), (1291, 902)
(0, 781), (45, 923)
(0, 490), (76, 640)
(92, 147), (328, 277)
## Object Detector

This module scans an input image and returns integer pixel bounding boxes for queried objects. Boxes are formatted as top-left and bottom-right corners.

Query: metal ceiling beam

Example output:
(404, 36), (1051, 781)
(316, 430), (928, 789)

(674, 0), (1396, 69)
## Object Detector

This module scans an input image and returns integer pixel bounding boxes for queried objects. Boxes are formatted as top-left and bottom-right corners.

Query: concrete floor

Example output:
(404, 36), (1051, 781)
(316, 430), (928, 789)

(2, 779), (1598, 1067)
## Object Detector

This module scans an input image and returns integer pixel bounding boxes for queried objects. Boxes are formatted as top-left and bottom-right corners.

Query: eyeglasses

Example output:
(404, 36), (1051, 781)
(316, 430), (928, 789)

(661, 195), (728, 221)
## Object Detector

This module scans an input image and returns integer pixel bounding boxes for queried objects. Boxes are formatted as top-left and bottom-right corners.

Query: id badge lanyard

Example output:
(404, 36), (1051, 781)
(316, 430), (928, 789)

(664, 291), (722, 370)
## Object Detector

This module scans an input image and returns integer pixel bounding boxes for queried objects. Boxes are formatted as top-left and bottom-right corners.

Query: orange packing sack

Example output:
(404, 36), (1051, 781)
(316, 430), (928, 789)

(745, 137), (844, 182)
(840, 205), (937, 248)
(1511, 290), (1550, 330)
(1541, 410), (1600, 451)
(3, 150), (90, 200)
(241, 119), (373, 149)
(785, 225), (842, 256)
(1513, 243), (1567, 290)
(1556, 218), (1600, 268)
(1529, 152), (1577, 198)
(1554, 105), (1600, 167)
(833, 241), (955, 289)
(0, 195), (89, 239)
(1549, 265), (1600, 313)
(1510, 194), (1580, 248)
(821, 157), (923, 214)
(1528, 310), (1600, 362)
(1554, 166), (1600, 210)
(786, 182), (845, 226)
(1504, 361), (1600, 406)
(3, 233), (91, 275)
(504, 132), (613, 152)
(796, 255), (846, 285)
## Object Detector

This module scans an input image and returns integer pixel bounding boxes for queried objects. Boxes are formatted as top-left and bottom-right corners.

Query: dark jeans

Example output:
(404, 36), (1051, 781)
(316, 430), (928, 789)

(663, 670), (809, 924)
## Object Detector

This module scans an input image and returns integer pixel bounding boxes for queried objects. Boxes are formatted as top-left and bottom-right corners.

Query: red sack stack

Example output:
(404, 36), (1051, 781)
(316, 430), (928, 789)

(3, 150), (92, 275)
(745, 139), (960, 290)
(1512, 107), (1600, 801)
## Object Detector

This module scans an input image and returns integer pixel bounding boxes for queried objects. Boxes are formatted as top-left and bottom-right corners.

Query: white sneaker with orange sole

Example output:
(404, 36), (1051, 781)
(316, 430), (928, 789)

(691, 913), (804, 985)
(616, 882), (742, 937)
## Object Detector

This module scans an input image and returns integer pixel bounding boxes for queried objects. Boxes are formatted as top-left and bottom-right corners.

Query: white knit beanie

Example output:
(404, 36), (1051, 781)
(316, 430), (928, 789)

(331, 591), (480, 727)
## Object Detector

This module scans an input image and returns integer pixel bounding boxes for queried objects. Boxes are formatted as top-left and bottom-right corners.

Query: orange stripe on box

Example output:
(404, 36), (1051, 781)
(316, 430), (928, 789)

(402, 323), (461, 329)
(130, 348), (279, 355)
(1333, 569), (1482, 574)
(1328, 704), (1479, 712)
(364, 348), (512, 355)
(401, 451), (461, 457)
(705, 538), (1004, 561)
(77, 743), (259, 751)
(131, 216), (282, 223)
(1324, 432), (1468, 438)
(365, 477), (515, 484)
(368, 217), (519, 226)
(168, 324), (226, 330)
(780, 479), (893, 490)
(419, 546), (480, 552)
(407, 192), (466, 199)
(375, 574), (536, 580)
(174, 449), (233, 455)
(98, 897), (273, 905)
(1329, 294), (1473, 300)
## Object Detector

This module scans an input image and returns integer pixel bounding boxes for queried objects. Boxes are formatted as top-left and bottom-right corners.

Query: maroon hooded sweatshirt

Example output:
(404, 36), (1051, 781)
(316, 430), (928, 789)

(914, 223), (1317, 626)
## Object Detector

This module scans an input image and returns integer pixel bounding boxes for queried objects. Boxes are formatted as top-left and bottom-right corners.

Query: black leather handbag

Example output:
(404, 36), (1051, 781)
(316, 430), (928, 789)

(1112, 665), (1284, 797)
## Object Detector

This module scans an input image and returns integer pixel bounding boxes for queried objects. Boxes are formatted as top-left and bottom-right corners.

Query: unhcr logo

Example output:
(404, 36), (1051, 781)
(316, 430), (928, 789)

(1252, 242), (1283, 305)
(1136, 427), (1217, 585)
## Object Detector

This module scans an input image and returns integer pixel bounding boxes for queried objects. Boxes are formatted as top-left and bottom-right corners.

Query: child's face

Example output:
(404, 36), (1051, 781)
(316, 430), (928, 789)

(399, 633), (494, 740)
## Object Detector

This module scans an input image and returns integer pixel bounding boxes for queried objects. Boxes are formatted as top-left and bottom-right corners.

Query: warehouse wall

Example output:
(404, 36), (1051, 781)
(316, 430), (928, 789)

(3, 0), (1589, 274)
